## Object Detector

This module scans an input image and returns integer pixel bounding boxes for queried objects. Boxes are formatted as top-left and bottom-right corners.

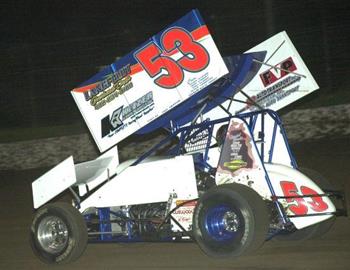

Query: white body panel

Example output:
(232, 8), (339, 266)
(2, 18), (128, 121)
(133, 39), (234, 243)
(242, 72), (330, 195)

(75, 145), (119, 196)
(32, 146), (120, 207)
(32, 156), (76, 209)
(265, 163), (335, 229)
(79, 155), (198, 213)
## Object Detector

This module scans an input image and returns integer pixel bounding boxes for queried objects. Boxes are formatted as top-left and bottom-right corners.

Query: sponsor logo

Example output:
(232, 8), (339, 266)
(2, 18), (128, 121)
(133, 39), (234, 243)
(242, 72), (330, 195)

(84, 64), (133, 110)
(217, 121), (256, 176)
(223, 159), (248, 172)
(172, 201), (196, 228)
(101, 92), (154, 138)
(184, 129), (210, 152)
(238, 74), (301, 113)
(173, 209), (194, 215)
(188, 129), (209, 144)
(259, 57), (297, 87)
(175, 200), (197, 207)
(101, 106), (124, 138)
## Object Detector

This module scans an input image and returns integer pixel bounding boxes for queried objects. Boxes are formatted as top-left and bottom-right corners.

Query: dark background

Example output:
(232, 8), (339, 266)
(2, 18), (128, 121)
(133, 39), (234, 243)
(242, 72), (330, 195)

(1, 0), (349, 130)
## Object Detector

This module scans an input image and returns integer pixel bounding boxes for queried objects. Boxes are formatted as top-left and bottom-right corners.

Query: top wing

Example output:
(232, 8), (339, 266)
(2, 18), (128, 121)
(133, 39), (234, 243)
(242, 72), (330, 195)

(71, 9), (228, 152)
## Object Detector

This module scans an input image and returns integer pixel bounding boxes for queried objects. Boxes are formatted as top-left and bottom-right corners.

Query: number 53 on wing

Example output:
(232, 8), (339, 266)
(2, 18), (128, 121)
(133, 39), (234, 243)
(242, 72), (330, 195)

(71, 9), (228, 152)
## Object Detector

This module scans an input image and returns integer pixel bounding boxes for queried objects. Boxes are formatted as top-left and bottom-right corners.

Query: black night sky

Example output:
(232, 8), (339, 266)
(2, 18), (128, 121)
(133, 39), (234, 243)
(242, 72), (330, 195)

(1, 0), (349, 128)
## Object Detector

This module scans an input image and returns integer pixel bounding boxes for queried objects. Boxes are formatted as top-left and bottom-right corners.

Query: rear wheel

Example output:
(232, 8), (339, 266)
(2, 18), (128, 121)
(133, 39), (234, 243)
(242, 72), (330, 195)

(192, 183), (269, 258)
(30, 202), (88, 264)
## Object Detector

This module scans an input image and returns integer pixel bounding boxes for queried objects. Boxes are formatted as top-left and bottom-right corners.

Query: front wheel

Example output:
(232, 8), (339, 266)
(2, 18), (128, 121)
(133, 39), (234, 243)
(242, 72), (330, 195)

(192, 183), (269, 258)
(30, 202), (88, 264)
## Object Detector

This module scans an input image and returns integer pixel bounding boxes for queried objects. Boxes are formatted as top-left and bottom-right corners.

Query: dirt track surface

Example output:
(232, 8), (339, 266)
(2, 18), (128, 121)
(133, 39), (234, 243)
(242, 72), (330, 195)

(1, 137), (349, 270)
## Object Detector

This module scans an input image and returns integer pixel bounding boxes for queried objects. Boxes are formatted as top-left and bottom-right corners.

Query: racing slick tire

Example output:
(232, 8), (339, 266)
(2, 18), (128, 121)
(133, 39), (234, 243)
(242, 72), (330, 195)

(30, 202), (88, 264)
(192, 183), (269, 258)
(275, 167), (335, 241)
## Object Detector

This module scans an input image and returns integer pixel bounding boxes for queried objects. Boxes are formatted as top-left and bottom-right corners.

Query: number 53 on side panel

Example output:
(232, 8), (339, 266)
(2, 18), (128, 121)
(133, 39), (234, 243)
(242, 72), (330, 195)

(280, 181), (329, 215)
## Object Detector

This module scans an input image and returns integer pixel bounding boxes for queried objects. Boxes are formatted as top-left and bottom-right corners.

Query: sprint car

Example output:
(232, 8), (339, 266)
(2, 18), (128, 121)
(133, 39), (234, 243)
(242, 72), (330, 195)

(30, 10), (346, 264)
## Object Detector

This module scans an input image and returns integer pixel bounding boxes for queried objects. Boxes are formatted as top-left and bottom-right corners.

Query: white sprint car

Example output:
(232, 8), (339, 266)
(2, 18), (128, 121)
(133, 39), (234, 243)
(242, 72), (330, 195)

(30, 9), (346, 264)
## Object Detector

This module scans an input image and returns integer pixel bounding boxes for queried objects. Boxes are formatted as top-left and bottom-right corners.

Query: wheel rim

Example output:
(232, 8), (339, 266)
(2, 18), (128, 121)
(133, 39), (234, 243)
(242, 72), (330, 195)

(204, 204), (242, 242)
(37, 216), (69, 254)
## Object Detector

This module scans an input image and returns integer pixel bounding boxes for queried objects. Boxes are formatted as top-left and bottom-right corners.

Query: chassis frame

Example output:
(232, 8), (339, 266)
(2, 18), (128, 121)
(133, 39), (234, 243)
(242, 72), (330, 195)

(75, 109), (346, 243)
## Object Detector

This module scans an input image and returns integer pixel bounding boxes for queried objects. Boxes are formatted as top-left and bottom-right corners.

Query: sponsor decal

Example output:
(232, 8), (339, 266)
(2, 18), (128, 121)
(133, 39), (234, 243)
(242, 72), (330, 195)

(175, 200), (197, 207)
(254, 76), (301, 109)
(172, 200), (197, 228)
(260, 57), (297, 87)
(187, 72), (213, 93)
(173, 209), (194, 215)
(237, 57), (301, 113)
(186, 128), (209, 145)
(101, 92), (154, 138)
(184, 128), (210, 153)
(101, 106), (124, 138)
(223, 159), (248, 172)
(217, 121), (256, 176)
(84, 64), (133, 110)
